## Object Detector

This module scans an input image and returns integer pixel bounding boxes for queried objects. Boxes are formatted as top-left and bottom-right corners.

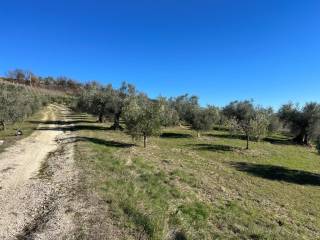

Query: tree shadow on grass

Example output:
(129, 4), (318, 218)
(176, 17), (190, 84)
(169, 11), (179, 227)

(190, 143), (240, 152)
(213, 126), (230, 132)
(230, 162), (320, 186)
(67, 136), (135, 148)
(61, 114), (90, 118)
(205, 133), (247, 141)
(263, 136), (294, 146)
(160, 132), (193, 138)
(206, 133), (296, 146)
(30, 120), (95, 125)
(36, 125), (112, 132)
(32, 119), (123, 132)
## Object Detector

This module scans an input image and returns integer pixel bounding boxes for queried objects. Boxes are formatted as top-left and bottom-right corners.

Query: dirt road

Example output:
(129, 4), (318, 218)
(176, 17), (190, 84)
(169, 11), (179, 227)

(0, 105), (80, 239)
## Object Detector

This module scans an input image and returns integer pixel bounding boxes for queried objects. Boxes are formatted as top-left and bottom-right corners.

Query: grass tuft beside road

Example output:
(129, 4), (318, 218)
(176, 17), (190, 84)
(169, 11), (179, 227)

(71, 112), (320, 240)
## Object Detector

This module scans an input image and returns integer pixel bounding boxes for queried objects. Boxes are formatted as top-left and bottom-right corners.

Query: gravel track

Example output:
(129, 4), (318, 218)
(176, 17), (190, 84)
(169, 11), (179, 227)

(0, 105), (81, 239)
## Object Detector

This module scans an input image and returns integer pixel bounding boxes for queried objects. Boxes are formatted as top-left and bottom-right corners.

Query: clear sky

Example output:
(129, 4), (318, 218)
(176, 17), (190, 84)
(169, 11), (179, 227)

(0, 0), (319, 108)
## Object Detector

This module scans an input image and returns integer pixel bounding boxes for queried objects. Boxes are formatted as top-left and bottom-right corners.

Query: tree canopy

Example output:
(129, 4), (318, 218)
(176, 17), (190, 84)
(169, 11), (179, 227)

(278, 102), (320, 145)
(223, 101), (272, 149)
(123, 94), (162, 147)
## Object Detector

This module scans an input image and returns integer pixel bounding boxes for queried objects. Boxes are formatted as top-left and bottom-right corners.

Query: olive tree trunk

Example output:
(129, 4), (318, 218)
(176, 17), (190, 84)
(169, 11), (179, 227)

(111, 112), (122, 130)
(293, 133), (310, 145)
(0, 121), (5, 131)
(143, 134), (147, 148)
(246, 134), (250, 150)
(98, 112), (104, 123)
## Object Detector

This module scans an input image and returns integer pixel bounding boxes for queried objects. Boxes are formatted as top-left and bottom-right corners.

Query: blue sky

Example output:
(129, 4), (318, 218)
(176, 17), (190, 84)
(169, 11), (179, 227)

(0, 0), (319, 108)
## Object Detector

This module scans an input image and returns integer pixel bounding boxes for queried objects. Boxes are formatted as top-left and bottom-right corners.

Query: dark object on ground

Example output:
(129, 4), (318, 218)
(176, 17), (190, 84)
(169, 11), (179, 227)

(15, 130), (23, 136)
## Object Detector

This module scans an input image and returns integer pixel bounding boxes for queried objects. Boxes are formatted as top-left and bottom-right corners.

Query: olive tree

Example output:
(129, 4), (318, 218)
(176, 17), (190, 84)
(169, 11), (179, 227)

(190, 106), (219, 137)
(278, 102), (320, 145)
(75, 85), (97, 114)
(268, 115), (282, 133)
(75, 82), (136, 129)
(106, 82), (136, 130)
(250, 107), (273, 141)
(223, 101), (271, 149)
(123, 94), (162, 148)
(0, 87), (11, 130)
(75, 82), (105, 121)
(157, 97), (180, 127)
(169, 94), (200, 124)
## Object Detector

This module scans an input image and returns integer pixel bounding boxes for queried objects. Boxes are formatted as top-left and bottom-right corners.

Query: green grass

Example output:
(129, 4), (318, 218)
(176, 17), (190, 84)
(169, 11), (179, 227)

(0, 110), (44, 153)
(73, 113), (320, 240)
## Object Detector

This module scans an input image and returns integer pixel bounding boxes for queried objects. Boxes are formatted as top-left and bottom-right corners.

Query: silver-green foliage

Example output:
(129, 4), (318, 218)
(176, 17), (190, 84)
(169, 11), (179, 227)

(223, 101), (272, 149)
(190, 106), (220, 137)
(0, 83), (47, 130)
(123, 94), (162, 147)
(157, 97), (180, 127)
(278, 102), (320, 145)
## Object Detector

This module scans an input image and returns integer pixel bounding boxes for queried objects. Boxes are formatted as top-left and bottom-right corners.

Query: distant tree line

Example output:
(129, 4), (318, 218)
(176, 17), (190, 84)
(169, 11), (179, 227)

(1, 69), (83, 93)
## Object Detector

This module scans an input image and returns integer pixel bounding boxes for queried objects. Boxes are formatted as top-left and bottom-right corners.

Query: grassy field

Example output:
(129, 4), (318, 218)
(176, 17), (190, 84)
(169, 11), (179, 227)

(0, 110), (44, 153)
(71, 112), (320, 240)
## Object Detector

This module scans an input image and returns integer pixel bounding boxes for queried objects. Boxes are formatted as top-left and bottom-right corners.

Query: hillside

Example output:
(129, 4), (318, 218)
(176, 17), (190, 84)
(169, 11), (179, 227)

(1, 1), (320, 239)
(0, 101), (319, 239)
(71, 113), (320, 239)
(0, 78), (68, 96)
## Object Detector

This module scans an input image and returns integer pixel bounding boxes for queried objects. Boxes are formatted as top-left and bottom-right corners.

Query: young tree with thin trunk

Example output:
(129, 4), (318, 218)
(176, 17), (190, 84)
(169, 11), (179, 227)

(123, 94), (161, 148)
(223, 100), (271, 149)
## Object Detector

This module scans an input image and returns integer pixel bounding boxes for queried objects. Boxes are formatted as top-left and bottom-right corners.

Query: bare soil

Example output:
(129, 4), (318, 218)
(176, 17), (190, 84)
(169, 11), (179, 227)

(0, 105), (84, 239)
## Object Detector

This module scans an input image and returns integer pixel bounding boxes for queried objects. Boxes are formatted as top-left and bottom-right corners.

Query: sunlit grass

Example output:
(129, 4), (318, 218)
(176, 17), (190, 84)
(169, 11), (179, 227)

(73, 113), (320, 239)
(0, 110), (44, 153)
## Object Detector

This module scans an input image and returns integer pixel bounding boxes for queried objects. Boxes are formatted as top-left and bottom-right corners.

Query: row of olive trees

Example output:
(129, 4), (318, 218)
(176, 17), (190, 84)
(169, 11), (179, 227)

(173, 98), (320, 149)
(76, 82), (167, 147)
(0, 82), (49, 131)
(220, 101), (320, 149)
(76, 82), (136, 129)
(75, 82), (320, 149)
(75, 85), (276, 149)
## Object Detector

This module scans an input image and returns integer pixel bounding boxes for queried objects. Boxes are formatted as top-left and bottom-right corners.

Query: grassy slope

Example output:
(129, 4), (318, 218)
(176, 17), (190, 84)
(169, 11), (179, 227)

(73, 112), (320, 240)
(0, 110), (44, 153)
